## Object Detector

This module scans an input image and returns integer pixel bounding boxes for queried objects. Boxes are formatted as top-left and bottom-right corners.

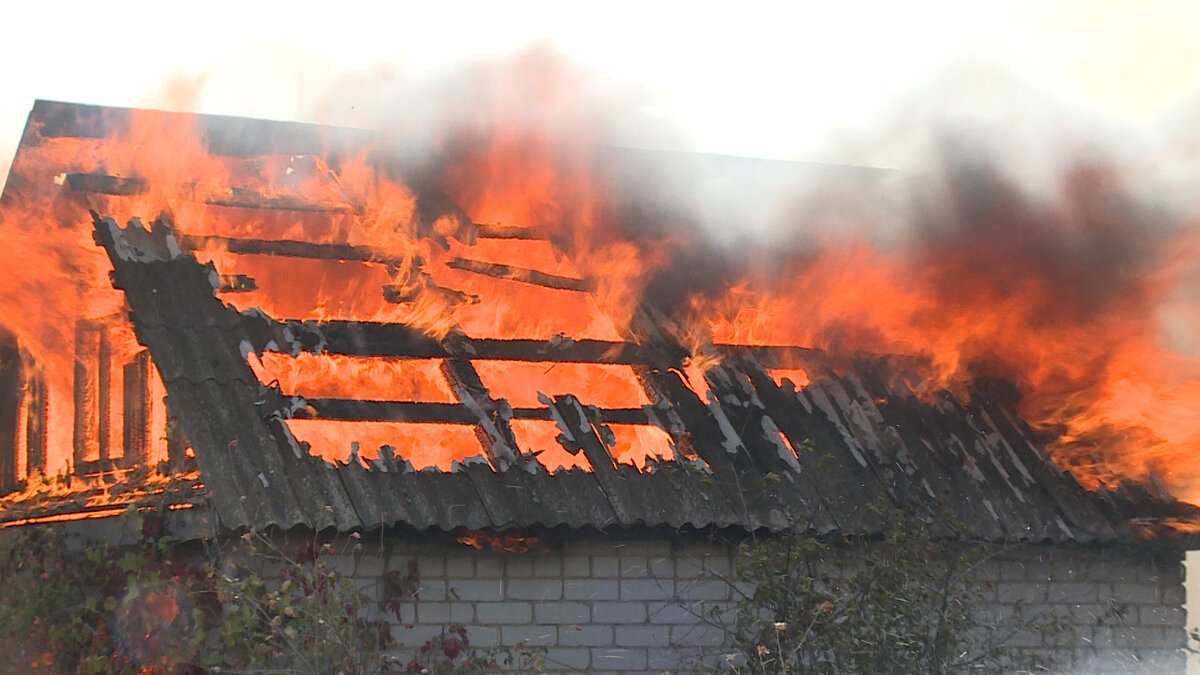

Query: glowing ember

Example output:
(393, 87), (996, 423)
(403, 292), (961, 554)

(455, 529), (547, 553)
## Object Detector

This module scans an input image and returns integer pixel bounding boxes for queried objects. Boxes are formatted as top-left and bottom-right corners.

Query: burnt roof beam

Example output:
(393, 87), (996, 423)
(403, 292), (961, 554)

(65, 173), (357, 213)
(446, 258), (594, 293)
(292, 399), (649, 425)
(179, 234), (413, 267)
(241, 314), (690, 368)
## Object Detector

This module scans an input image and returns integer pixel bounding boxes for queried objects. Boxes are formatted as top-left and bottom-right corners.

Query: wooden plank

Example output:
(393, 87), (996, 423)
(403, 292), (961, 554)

(0, 336), (21, 492)
(23, 364), (47, 478)
(446, 258), (594, 292)
(28, 100), (371, 156)
(65, 173), (146, 195)
(72, 321), (99, 475)
(712, 343), (825, 368)
(240, 311), (695, 368)
(382, 283), (476, 307)
(32, 100), (126, 139)
(295, 399), (648, 425)
(265, 319), (683, 367)
(178, 234), (409, 266)
(96, 329), (111, 465)
(64, 173), (355, 213)
(122, 351), (151, 466)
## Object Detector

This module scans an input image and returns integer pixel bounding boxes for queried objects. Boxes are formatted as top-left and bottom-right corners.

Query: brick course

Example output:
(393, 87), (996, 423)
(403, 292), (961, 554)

(267, 534), (1187, 674)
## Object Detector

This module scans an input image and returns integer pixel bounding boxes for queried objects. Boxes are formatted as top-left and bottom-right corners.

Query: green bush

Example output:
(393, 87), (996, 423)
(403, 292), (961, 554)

(715, 506), (1066, 673)
(0, 521), (540, 674)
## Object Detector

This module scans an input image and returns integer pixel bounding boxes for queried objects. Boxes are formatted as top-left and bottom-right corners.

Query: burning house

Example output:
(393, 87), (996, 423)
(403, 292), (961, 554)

(0, 99), (1197, 671)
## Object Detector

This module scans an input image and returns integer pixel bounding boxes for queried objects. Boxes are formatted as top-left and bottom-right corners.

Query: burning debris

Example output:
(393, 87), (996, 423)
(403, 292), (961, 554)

(0, 99), (1196, 541)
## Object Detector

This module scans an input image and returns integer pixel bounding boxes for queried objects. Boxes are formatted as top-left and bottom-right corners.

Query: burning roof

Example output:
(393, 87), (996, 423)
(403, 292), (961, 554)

(1, 100), (1198, 543)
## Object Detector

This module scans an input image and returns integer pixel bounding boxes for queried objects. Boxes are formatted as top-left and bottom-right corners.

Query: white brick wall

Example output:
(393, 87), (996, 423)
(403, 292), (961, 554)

(258, 533), (1187, 673)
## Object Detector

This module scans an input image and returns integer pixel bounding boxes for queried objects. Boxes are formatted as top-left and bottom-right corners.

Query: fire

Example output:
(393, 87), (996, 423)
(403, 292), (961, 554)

(454, 529), (547, 553)
(286, 420), (482, 469)
(1, 96), (1197, 509)
(0, 101), (671, 477)
(473, 361), (648, 409)
(248, 353), (455, 402)
(680, 164), (1200, 501)
(509, 419), (590, 471)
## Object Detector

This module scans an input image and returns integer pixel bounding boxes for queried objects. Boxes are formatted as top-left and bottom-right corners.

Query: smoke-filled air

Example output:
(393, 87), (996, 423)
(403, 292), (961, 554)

(1, 41), (1199, 501)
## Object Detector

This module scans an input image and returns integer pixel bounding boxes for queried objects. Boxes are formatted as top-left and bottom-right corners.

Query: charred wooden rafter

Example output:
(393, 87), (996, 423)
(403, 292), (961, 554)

(23, 358), (48, 479)
(0, 337), (21, 492)
(174, 232), (474, 305)
(712, 343), (823, 368)
(178, 234), (412, 267)
(122, 351), (152, 466)
(64, 173), (355, 213)
(381, 282), (478, 307)
(181, 234), (473, 309)
(72, 320), (101, 474)
(242, 316), (690, 368)
(293, 399), (648, 425)
(446, 258), (594, 292)
(67, 173), (567, 245)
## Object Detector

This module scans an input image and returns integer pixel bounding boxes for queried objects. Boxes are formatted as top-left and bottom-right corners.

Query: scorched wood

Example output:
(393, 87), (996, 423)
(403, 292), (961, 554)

(446, 257), (595, 292)
(294, 399), (649, 425)
(23, 360), (48, 478)
(251, 317), (686, 367)
(178, 234), (411, 267)
(65, 173), (355, 213)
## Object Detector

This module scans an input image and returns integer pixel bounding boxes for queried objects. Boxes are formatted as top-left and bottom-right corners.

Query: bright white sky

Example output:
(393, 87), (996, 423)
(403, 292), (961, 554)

(2, 0), (1200, 176)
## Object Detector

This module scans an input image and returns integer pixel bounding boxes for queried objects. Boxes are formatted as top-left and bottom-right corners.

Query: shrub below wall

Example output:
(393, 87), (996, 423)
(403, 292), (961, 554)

(279, 529), (1187, 673)
(0, 513), (1187, 674)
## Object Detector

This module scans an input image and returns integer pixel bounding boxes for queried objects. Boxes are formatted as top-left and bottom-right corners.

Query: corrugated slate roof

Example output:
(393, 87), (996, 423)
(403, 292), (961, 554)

(93, 214), (1160, 543)
(6, 100), (1197, 545)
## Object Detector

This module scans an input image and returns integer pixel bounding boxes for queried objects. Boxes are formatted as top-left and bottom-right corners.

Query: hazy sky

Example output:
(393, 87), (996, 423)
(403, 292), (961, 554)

(2, 0), (1199, 179)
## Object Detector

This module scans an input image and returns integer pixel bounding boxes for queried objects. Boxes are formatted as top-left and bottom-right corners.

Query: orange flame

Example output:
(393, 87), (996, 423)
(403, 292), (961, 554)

(454, 529), (547, 553)
(2, 95), (1197, 510)
(682, 165), (1200, 501)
